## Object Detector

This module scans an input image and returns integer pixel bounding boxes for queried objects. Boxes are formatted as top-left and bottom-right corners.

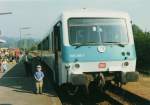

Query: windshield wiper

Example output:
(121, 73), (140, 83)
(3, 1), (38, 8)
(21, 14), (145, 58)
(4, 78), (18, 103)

(72, 43), (83, 49)
(73, 41), (99, 49)
(104, 41), (125, 47)
(118, 43), (125, 47)
(104, 41), (120, 43)
(73, 42), (97, 49)
(86, 41), (97, 45)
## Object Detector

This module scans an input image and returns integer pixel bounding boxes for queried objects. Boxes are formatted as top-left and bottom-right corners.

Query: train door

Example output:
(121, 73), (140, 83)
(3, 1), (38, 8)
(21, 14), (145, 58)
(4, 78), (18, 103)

(53, 22), (62, 84)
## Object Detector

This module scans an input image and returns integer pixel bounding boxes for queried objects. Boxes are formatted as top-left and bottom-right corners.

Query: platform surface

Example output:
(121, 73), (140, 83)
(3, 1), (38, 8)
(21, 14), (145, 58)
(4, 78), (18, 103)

(0, 63), (61, 105)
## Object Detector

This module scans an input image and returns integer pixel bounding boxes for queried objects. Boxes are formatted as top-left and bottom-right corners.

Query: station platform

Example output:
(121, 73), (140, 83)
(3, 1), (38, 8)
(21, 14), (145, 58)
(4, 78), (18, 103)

(0, 62), (61, 105)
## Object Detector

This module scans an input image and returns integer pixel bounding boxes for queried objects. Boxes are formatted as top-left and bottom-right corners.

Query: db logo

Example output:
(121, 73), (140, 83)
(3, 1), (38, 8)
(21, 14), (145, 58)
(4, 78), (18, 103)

(97, 46), (106, 53)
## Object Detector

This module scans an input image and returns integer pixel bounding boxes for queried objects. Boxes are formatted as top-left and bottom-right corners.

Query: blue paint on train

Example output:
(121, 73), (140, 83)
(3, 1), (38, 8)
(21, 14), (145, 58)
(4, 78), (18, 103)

(62, 45), (136, 62)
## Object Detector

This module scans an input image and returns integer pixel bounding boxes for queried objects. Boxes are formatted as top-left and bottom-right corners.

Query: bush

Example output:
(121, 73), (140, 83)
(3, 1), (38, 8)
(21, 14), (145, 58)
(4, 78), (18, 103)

(133, 24), (150, 70)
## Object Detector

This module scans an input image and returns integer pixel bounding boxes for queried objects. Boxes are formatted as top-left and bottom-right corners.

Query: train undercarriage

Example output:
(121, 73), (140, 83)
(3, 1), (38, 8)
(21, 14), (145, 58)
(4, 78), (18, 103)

(62, 71), (139, 95)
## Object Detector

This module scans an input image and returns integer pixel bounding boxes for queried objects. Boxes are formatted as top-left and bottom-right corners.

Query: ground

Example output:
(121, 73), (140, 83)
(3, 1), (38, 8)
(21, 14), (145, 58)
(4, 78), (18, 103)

(0, 62), (61, 105)
(123, 74), (150, 100)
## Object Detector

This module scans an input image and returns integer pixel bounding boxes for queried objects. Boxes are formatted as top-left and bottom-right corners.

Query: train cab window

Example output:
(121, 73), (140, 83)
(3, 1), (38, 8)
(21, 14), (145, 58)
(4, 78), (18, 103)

(54, 22), (62, 52)
(68, 18), (128, 45)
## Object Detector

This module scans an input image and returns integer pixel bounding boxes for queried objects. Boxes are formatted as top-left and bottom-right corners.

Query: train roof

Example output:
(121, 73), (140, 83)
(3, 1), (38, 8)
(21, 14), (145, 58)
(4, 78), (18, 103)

(61, 9), (131, 20)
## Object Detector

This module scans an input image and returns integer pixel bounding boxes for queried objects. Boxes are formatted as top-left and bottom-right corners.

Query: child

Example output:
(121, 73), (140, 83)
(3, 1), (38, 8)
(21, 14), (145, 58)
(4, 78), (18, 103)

(34, 65), (44, 94)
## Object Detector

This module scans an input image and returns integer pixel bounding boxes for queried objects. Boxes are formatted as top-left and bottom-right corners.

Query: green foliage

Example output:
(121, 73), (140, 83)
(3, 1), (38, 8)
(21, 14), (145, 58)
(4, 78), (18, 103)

(17, 38), (36, 50)
(30, 45), (37, 51)
(133, 24), (150, 70)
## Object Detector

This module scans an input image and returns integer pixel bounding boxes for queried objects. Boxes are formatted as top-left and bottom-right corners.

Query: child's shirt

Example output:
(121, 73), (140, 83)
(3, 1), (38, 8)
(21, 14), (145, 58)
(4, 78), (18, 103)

(34, 71), (44, 81)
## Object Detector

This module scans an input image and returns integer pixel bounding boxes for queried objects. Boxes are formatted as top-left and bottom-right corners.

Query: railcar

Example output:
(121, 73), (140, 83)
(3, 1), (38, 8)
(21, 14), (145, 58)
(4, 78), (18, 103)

(39, 10), (139, 92)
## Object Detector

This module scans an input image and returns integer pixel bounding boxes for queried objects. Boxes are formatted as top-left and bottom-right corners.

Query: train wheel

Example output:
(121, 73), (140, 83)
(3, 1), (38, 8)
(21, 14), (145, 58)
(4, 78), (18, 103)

(114, 81), (122, 87)
(67, 84), (79, 96)
(58, 83), (78, 96)
(104, 81), (111, 90)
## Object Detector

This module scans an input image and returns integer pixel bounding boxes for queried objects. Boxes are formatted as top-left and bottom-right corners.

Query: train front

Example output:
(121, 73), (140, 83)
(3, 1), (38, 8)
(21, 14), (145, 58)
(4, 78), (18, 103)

(61, 12), (139, 88)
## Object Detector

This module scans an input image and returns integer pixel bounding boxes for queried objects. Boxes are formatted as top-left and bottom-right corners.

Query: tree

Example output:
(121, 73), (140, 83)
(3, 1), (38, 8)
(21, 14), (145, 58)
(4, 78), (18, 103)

(133, 24), (150, 70)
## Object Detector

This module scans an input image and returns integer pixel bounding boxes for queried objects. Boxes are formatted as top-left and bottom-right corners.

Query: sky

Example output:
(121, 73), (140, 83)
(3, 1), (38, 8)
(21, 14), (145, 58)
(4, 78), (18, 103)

(0, 0), (149, 40)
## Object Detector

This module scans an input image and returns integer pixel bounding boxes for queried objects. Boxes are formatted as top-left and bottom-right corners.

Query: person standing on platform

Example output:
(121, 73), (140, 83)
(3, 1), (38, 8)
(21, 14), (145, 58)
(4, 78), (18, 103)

(15, 48), (20, 63)
(1, 59), (8, 72)
(23, 51), (33, 77)
(18, 52), (24, 63)
(34, 65), (44, 94)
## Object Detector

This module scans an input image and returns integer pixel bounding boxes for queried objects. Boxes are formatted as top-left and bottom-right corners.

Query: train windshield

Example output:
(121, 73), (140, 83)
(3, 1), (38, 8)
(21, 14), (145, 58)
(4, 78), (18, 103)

(68, 18), (128, 46)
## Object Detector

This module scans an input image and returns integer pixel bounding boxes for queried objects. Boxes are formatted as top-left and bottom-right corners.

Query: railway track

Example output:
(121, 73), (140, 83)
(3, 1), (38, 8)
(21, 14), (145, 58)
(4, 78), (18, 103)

(107, 85), (150, 105)
(105, 90), (132, 105)
(56, 84), (150, 105)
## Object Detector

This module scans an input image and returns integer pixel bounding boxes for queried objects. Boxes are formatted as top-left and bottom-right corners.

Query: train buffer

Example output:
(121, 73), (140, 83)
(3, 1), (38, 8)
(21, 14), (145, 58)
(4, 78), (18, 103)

(0, 62), (62, 105)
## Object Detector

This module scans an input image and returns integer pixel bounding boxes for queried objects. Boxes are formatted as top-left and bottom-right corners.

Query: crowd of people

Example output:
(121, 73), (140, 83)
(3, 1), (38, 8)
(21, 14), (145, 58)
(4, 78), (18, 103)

(0, 48), (20, 73)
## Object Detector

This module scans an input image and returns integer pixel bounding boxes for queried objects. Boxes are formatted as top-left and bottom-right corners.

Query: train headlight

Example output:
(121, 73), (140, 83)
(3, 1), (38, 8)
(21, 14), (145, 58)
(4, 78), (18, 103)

(65, 64), (70, 69)
(124, 62), (129, 66)
(75, 63), (80, 69)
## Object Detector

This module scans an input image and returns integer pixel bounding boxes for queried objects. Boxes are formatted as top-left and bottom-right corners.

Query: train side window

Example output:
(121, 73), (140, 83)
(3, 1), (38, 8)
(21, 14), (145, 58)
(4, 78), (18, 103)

(54, 22), (62, 52)
(52, 32), (54, 53)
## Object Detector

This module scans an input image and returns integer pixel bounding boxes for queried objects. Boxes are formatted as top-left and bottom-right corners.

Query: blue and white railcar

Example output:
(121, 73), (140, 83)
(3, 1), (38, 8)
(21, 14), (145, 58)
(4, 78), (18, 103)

(41, 10), (139, 89)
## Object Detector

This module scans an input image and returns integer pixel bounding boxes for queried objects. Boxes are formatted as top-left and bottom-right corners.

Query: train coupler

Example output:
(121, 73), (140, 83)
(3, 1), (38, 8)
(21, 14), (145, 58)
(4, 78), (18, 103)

(97, 73), (105, 91)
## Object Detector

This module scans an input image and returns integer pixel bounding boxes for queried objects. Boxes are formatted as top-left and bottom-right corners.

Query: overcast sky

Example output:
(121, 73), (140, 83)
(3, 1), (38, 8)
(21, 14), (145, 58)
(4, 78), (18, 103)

(0, 0), (149, 39)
